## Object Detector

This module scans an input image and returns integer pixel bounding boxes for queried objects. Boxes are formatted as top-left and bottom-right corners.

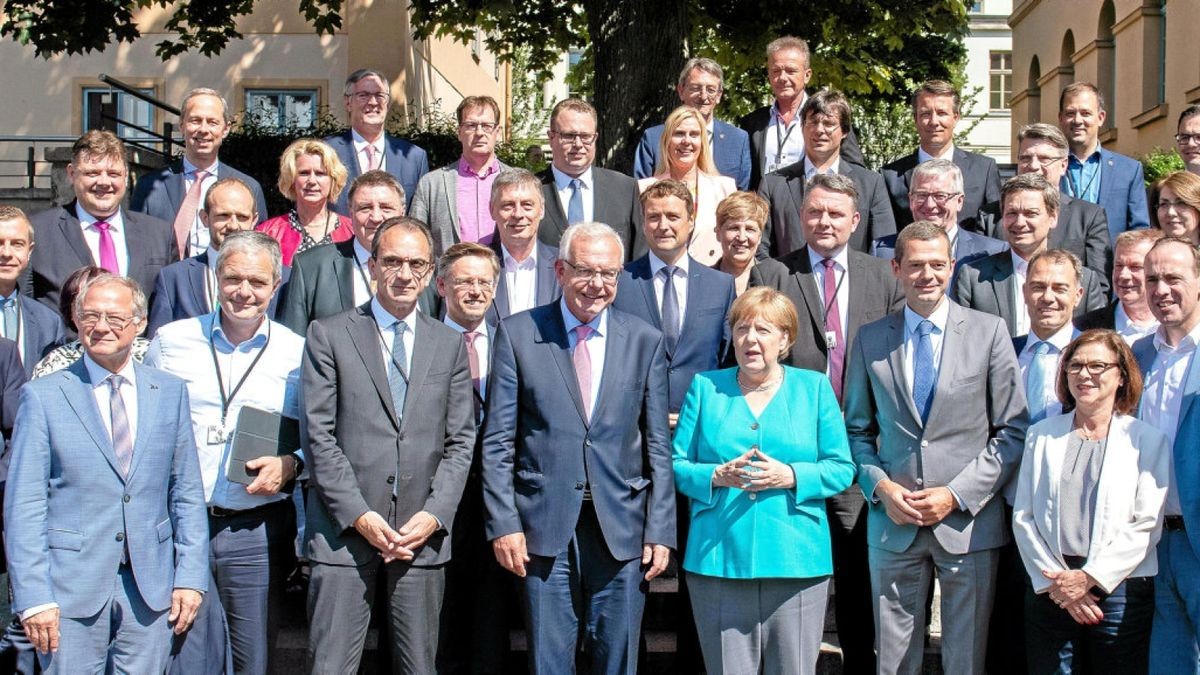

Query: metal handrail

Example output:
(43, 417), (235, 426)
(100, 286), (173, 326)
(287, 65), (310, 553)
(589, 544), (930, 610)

(99, 74), (180, 116)
(97, 73), (181, 156)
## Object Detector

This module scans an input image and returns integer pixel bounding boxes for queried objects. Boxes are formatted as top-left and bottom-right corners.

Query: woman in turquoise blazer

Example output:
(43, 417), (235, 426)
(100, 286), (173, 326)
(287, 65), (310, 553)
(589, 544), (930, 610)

(673, 287), (854, 674)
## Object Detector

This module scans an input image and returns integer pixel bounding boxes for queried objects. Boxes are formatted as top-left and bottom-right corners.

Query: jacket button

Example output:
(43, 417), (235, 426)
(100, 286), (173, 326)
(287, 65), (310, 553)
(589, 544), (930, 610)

(123, 495), (130, 503)
(575, 482), (585, 490)
(585, 440), (592, 447)
(115, 532), (125, 542)
(750, 423), (759, 430)
(915, 478), (924, 487)
(920, 440), (929, 448)
(387, 476), (396, 485)
(748, 493), (757, 501)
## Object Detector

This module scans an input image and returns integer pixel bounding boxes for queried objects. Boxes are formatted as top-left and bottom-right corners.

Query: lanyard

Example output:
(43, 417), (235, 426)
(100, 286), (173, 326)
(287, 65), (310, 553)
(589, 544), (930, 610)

(774, 109), (800, 164)
(1065, 158), (1100, 200)
(208, 321), (271, 425)
(353, 254), (374, 299)
(820, 264), (847, 326)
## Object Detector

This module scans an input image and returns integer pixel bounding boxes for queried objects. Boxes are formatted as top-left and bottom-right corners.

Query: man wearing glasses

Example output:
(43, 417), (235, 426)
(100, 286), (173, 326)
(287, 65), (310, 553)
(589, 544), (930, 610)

(483, 221), (674, 674)
(410, 96), (509, 257)
(536, 99), (644, 261)
(302, 216), (474, 674)
(326, 69), (429, 214)
(1177, 105), (1200, 178)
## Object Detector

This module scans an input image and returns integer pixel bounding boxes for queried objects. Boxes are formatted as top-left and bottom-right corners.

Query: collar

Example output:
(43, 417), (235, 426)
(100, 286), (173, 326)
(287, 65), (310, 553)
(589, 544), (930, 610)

(904, 297), (951, 335)
(705, 118), (715, 137)
(917, 145), (955, 163)
(209, 307), (270, 350)
(560, 297), (607, 338)
(205, 246), (219, 272)
(803, 155), (840, 179)
(807, 245), (849, 273)
(457, 156), (500, 179)
(1116, 302), (1158, 330)
(551, 165), (593, 191)
(0, 289), (19, 303)
(444, 315), (489, 337)
(1154, 320), (1200, 353)
(1011, 249), (1032, 275)
(500, 241), (537, 269)
(182, 157), (219, 177)
(352, 238), (371, 265)
(771, 93), (807, 123)
(1068, 144), (1102, 166)
(648, 251), (690, 276)
(75, 204), (123, 231)
(83, 352), (137, 388)
(371, 297), (419, 332)
(1025, 322), (1077, 353)
(351, 128), (384, 151)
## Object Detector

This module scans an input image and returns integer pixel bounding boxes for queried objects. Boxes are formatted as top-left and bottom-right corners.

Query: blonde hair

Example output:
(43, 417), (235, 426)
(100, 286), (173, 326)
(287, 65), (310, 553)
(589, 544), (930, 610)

(727, 286), (799, 354)
(655, 106), (718, 177)
(276, 138), (349, 204)
(715, 192), (768, 230)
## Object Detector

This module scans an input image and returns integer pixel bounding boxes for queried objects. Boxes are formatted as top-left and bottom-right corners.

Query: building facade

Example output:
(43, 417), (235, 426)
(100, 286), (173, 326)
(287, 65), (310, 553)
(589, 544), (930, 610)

(963, 0), (1014, 163)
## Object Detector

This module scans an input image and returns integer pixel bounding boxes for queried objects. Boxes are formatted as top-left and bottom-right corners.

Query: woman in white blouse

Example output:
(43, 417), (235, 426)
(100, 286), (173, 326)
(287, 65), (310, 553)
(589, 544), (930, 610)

(1013, 329), (1170, 674)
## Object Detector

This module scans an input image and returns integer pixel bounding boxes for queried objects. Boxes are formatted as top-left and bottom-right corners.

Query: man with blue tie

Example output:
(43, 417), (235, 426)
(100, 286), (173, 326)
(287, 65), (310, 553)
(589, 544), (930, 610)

(483, 221), (675, 674)
(844, 221), (1028, 675)
(0, 206), (63, 374)
(4, 274), (208, 673)
(1134, 236), (1200, 672)
(633, 58), (751, 190)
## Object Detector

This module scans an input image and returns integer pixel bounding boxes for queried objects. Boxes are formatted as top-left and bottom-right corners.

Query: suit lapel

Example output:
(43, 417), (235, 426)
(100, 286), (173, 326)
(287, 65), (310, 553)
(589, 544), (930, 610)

(885, 313), (923, 427)
(57, 205), (94, 268)
(791, 250), (826, 340)
(188, 254), (209, 313)
(593, 309), (626, 421)
(60, 361), (123, 477)
(127, 364), (161, 481)
(334, 243), (357, 310)
(1177, 340), (1200, 431)
(399, 313), (438, 427)
(346, 308), (400, 429)
(679, 264), (703, 337)
(540, 177), (568, 238)
(786, 175), (806, 251)
(845, 253), (870, 341)
(536, 243), (559, 304)
(925, 304), (964, 425)
(544, 308), (589, 425)
(165, 167), (185, 210)
(630, 259), (662, 329)
(441, 167), (459, 233)
(988, 255), (1018, 333)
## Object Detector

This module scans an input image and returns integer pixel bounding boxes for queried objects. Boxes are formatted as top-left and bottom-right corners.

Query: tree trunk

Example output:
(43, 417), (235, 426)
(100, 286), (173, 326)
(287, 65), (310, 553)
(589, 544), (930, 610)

(586, 0), (688, 172)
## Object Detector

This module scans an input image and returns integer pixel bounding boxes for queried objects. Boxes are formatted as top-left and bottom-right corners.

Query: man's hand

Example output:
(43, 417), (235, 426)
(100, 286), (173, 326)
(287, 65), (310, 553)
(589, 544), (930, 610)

(668, 413), (679, 430)
(712, 449), (755, 488)
(244, 455), (297, 496)
(642, 544), (671, 581)
(493, 533), (529, 577)
(743, 448), (797, 491)
(168, 589), (204, 635)
(21, 607), (59, 654)
(1063, 593), (1104, 625)
(905, 487), (957, 525)
(877, 480), (923, 526)
(353, 511), (411, 561)
(1043, 569), (1095, 605)
(394, 511), (439, 557)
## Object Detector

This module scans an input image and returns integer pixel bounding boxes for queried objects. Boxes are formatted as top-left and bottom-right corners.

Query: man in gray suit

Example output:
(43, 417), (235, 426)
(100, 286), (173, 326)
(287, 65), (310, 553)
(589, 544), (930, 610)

(302, 216), (474, 674)
(844, 221), (1028, 675)
(409, 96), (508, 257)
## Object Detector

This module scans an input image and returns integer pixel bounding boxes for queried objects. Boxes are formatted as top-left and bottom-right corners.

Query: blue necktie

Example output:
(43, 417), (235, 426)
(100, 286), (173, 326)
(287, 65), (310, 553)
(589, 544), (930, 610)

(388, 321), (409, 421)
(659, 266), (680, 353)
(912, 320), (936, 422)
(567, 178), (584, 225)
(1026, 341), (1052, 423)
(108, 375), (133, 477)
(1, 297), (16, 342)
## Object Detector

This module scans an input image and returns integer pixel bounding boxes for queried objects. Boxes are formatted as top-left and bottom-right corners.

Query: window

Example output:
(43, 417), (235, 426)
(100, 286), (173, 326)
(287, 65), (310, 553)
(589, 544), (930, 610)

(989, 51), (1013, 111)
(82, 87), (155, 142)
(969, 1), (983, 12)
(245, 89), (318, 130)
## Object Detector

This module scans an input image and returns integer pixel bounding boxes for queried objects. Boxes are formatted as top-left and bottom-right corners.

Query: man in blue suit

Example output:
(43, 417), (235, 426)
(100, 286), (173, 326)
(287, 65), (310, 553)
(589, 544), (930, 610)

(4, 274), (208, 673)
(326, 69), (429, 214)
(1058, 82), (1150, 243)
(130, 88), (269, 258)
(633, 58), (751, 190)
(483, 221), (675, 674)
(146, 177), (264, 336)
(1134, 236), (1200, 672)
(0, 206), (63, 375)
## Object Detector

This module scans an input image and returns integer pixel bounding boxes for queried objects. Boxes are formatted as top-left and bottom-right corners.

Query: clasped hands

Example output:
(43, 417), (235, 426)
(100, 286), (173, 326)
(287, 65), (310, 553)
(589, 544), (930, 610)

(353, 509), (439, 563)
(876, 479), (957, 527)
(711, 448), (796, 491)
(1043, 568), (1104, 625)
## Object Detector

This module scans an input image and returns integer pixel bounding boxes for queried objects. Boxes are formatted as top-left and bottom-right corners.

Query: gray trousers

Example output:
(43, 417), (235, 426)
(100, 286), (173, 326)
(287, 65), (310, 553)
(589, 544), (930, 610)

(687, 572), (829, 675)
(307, 560), (444, 675)
(869, 527), (999, 675)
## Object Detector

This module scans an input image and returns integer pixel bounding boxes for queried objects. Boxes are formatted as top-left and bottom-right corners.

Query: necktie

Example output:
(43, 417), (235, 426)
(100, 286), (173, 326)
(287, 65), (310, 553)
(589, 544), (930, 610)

(464, 330), (482, 421)
(94, 220), (120, 275)
(659, 266), (680, 353)
(172, 170), (208, 260)
(1, 297), (17, 343)
(388, 321), (409, 421)
(364, 145), (378, 171)
(912, 320), (936, 422)
(1026, 341), (1053, 423)
(567, 178), (584, 225)
(573, 324), (593, 421)
(821, 258), (845, 403)
(108, 375), (133, 476)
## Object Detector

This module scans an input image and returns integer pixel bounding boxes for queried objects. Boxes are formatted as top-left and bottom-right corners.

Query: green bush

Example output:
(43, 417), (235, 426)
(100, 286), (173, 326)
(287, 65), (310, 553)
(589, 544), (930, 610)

(1141, 146), (1185, 186)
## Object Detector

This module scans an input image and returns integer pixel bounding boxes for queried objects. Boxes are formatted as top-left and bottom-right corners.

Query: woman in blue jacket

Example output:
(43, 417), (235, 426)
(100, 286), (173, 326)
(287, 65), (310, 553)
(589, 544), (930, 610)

(673, 286), (855, 674)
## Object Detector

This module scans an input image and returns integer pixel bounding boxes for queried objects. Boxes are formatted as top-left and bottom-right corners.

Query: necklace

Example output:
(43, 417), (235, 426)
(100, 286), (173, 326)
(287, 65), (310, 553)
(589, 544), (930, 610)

(737, 368), (781, 392)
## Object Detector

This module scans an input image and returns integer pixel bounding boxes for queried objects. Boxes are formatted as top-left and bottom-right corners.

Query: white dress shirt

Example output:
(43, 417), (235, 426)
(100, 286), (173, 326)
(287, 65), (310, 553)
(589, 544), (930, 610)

(551, 165), (595, 223)
(444, 317), (490, 398)
(181, 158), (220, 254)
(763, 95), (808, 174)
(902, 298), (951, 398)
(85, 353), (139, 449)
(352, 239), (373, 306)
(1018, 324), (1078, 419)
(352, 129), (386, 173)
(808, 246), (850, 347)
(1140, 322), (1200, 516)
(803, 155), (840, 181)
(76, 204), (128, 275)
(501, 243), (538, 315)
(648, 252), (689, 327)
(917, 144), (956, 163)
(371, 298), (417, 376)
(561, 299), (607, 418)
(143, 310), (305, 509)
(201, 245), (219, 313)
(1011, 251), (1031, 336)
(1114, 304), (1158, 346)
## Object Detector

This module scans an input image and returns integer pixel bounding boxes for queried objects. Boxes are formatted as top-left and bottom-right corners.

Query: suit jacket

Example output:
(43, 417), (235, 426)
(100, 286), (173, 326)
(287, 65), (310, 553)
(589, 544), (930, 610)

(408, 159), (510, 257)
(752, 247), (904, 381)
(130, 160), (269, 230)
(672, 366), (854, 578)
(14, 296), (64, 377)
(1134, 335), (1200, 556)
(1074, 300), (1118, 332)
(535, 167), (645, 261)
(301, 305), (475, 567)
(739, 104), (867, 190)
(1059, 147), (1150, 244)
(0, 338), (28, 484)
(973, 194), (1112, 290)
(844, 301), (1029, 554)
(633, 119), (751, 190)
(24, 204), (177, 320)
(278, 240), (437, 334)
(612, 256), (735, 413)
(880, 148), (1002, 230)
(487, 240), (561, 322)
(872, 226), (1009, 288)
(1013, 413), (1169, 594)
(146, 251), (282, 337)
(638, 172), (736, 265)
(3, 360), (208, 617)
(325, 130), (430, 213)
(756, 160), (896, 258)
(481, 303), (675, 560)
(952, 250), (1108, 337)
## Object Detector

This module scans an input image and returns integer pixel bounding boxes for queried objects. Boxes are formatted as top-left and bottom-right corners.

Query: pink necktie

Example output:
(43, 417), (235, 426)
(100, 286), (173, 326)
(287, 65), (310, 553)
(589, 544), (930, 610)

(94, 220), (119, 274)
(172, 170), (207, 259)
(364, 145), (378, 171)
(573, 324), (593, 421)
(464, 331), (482, 421)
(822, 258), (845, 403)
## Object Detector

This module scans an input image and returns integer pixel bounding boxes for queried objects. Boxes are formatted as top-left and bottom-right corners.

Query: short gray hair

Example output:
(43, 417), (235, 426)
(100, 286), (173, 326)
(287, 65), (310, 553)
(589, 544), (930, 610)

(73, 274), (148, 322)
(1017, 123), (1069, 153)
(766, 36), (809, 64)
(180, 87), (230, 122)
(344, 68), (389, 97)
(490, 168), (543, 205)
(677, 57), (724, 91)
(911, 158), (964, 195)
(805, 172), (859, 211)
(560, 222), (625, 263)
(217, 231), (283, 284)
(1002, 173), (1060, 216)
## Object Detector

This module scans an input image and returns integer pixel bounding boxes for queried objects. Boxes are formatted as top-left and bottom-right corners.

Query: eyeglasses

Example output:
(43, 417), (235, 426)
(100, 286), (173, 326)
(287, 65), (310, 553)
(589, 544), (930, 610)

(552, 131), (597, 146)
(350, 92), (389, 104)
(1175, 133), (1200, 145)
(683, 84), (721, 97)
(1017, 153), (1067, 166)
(375, 257), (432, 277)
(77, 311), (137, 331)
(460, 122), (498, 133)
(451, 277), (495, 291)
(562, 260), (620, 284)
(1157, 199), (1194, 211)
(802, 118), (841, 132)
(910, 191), (960, 206)
(1066, 360), (1117, 375)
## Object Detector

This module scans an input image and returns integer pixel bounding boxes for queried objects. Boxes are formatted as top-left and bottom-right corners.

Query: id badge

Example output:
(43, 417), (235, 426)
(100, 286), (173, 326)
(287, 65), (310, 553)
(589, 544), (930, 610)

(206, 425), (227, 445)
(766, 162), (779, 175)
(825, 330), (837, 350)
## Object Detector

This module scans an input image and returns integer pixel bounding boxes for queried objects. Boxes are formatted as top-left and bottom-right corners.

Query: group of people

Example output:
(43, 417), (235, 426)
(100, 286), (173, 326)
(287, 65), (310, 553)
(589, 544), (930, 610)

(0, 32), (1197, 675)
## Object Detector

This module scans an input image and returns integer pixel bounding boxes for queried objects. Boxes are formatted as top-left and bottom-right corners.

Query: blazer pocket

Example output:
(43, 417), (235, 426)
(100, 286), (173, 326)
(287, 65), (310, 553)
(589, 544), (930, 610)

(47, 528), (83, 551)
(626, 476), (651, 492)
(156, 518), (173, 543)
(952, 373), (983, 387)
(515, 469), (543, 489)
